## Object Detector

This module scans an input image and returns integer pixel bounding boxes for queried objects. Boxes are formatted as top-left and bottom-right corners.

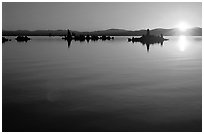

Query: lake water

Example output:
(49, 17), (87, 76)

(2, 36), (202, 132)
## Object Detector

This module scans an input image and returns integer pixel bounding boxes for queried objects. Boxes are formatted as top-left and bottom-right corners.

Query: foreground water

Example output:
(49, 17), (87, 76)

(2, 36), (202, 132)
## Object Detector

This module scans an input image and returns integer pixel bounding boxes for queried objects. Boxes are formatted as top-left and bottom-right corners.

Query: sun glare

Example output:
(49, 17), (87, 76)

(177, 22), (189, 32)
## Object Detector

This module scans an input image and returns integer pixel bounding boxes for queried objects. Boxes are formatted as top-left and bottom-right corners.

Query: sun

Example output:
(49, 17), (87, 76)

(177, 22), (189, 32)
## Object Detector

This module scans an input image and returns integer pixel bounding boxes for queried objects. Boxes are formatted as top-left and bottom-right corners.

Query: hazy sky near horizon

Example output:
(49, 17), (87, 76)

(2, 2), (202, 31)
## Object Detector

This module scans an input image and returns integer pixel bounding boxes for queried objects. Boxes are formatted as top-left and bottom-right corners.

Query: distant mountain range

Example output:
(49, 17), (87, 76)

(2, 27), (202, 36)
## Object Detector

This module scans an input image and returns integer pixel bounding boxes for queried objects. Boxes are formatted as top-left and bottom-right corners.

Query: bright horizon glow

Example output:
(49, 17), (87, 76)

(177, 21), (190, 32)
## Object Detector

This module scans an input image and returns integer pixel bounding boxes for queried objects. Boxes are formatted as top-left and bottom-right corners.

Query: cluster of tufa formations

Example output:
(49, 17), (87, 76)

(2, 37), (11, 43)
(62, 29), (114, 42)
(2, 36), (31, 43)
(15, 36), (31, 42)
(128, 29), (168, 44)
(128, 29), (169, 52)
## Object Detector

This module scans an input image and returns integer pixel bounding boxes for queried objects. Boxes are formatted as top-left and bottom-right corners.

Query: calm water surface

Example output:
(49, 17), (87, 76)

(2, 36), (202, 132)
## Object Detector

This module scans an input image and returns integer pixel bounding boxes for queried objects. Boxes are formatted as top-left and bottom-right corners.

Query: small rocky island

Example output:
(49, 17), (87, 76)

(128, 29), (169, 52)
(15, 36), (31, 42)
(128, 29), (168, 44)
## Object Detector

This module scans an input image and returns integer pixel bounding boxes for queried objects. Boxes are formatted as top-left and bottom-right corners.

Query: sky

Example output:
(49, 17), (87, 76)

(2, 2), (202, 31)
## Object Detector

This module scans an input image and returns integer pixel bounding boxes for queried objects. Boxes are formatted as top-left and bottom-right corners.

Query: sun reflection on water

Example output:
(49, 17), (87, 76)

(178, 35), (188, 52)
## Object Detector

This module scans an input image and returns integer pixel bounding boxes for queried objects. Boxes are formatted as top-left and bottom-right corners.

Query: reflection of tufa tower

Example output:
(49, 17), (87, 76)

(146, 29), (150, 36)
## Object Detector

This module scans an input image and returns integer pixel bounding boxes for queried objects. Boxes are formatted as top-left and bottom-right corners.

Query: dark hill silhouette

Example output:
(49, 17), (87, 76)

(2, 27), (202, 36)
